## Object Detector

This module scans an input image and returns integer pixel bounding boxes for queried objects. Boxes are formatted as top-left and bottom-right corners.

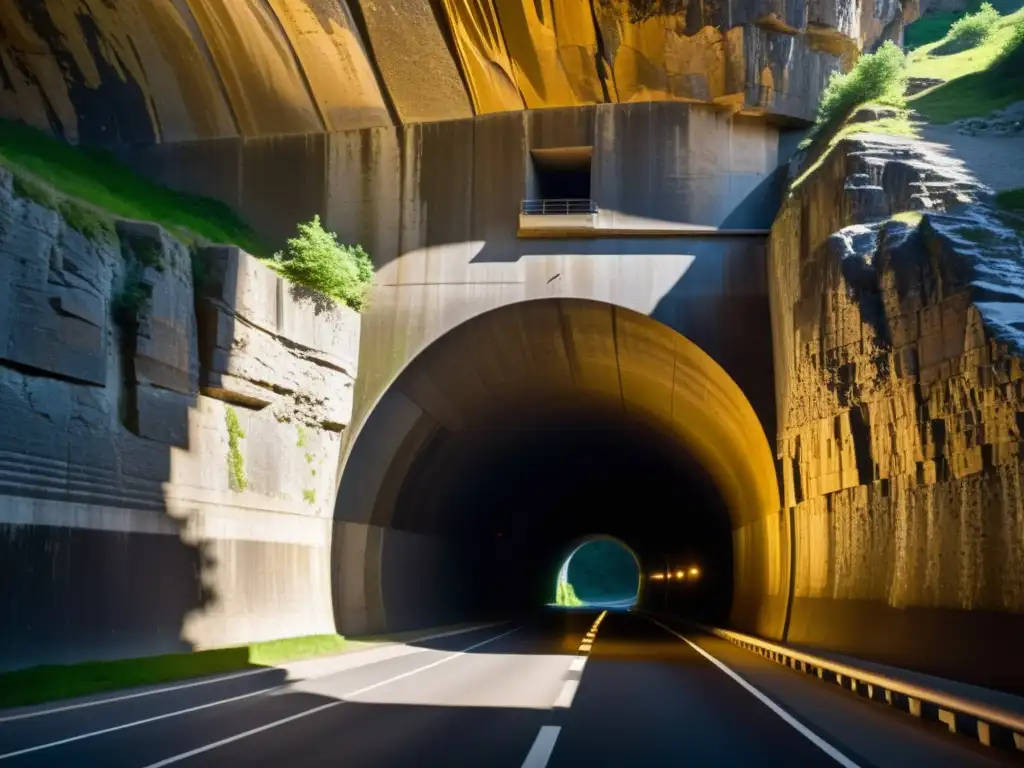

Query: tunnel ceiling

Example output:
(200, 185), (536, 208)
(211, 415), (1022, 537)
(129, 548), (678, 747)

(342, 299), (780, 557)
(0, 0), (905, 144)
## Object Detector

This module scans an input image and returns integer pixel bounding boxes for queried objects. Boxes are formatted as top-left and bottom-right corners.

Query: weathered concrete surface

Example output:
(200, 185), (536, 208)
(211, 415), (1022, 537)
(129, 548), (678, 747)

(0, 0), (918, 144)
(769, 132), (1024, 690)
(0, 168), (359, 669)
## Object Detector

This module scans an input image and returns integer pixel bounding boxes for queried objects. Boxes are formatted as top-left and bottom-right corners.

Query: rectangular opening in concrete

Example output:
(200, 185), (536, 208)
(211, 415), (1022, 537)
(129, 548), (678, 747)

(530, 146), (592, 202)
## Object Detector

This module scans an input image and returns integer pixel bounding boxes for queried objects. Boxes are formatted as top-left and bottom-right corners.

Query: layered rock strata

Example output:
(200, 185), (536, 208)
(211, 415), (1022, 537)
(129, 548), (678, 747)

(770, 129), (1024, 689)
(0, 168), (359, 669)
(0, 0), (919, 142)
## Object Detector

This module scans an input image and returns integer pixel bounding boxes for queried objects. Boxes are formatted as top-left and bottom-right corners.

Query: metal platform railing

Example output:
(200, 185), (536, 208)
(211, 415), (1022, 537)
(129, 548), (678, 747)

(521, 199), (598, 216)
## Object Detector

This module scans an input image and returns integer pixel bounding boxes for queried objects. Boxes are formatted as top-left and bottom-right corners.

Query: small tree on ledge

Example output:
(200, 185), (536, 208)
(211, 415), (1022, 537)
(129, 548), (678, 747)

(273, 215), (374, 311)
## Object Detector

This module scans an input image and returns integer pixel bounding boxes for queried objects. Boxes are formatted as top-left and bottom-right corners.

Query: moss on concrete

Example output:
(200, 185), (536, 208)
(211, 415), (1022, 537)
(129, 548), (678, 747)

(225, 406), (248, 492)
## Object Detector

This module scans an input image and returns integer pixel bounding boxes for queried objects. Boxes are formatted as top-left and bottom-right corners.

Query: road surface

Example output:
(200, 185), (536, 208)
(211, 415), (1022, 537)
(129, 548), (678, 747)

(0, 611), (1015, 767)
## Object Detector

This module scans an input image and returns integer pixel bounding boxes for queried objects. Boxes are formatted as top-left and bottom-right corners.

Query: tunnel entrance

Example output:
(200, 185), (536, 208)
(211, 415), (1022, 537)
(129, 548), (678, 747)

(334, 299), (782, 637)
(554, 536), (640, 609)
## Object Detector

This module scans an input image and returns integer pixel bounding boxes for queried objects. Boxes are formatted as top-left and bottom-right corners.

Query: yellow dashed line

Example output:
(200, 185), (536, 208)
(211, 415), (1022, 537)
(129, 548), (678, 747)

(578, 611), (608, 654)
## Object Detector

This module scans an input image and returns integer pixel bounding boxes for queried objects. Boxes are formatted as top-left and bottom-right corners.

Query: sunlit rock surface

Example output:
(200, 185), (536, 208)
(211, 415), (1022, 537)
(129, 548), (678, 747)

(770, 132), (1024, 689)
(0, 0), (918, 142)
(0, 167), (357, 669)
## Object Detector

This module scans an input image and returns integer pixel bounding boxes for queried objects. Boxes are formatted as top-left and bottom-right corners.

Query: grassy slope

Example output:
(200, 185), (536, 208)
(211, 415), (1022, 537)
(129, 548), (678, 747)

(908, 7), (1024, 121)
(906, 0), (1022, 48)
(0, 119), (265, 255)
(0, 634), (347, 710)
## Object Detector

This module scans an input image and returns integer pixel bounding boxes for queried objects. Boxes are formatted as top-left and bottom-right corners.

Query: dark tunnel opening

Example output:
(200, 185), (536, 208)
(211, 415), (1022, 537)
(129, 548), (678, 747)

(558, 537), (641, 607)
(336, 299), (782, 638)
(387, 411), (734, 626)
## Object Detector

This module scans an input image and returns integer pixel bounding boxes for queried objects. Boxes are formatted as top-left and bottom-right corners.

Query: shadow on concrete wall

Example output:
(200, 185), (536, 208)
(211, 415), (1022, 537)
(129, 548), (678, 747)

(0, 220), (244, 671)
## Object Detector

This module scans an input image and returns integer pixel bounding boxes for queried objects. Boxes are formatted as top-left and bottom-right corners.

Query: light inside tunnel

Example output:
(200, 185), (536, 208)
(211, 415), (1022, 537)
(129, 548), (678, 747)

(553, 537), (641, 608)
(334, 298), (782, 636)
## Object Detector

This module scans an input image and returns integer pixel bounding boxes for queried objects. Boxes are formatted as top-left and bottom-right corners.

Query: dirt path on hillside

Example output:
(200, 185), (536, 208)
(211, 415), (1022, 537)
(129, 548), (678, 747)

(920, 122), (1024, 193)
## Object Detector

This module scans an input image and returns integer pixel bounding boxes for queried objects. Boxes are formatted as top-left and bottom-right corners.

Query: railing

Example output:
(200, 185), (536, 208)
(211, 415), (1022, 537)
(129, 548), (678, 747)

(521, 199), (598, 216)
(705, 624), (1024, 753)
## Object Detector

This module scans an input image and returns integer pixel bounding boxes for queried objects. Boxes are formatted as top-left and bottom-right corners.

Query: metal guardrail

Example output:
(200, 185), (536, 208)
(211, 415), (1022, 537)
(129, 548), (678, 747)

(706, 625), (1024, 753)
(521, 199), (598, 216)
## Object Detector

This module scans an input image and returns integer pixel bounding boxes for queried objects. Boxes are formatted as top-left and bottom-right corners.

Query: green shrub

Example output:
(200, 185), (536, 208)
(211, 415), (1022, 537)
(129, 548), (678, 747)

(996, 18), (1024, 66)
(225, 406), (248, 492)
(58, 199), (114, 243)
(273, 216), (373, 311)
(302, 489), (316, 505)
(942, 2), (1001, 53)
(803, 41), (907, 147)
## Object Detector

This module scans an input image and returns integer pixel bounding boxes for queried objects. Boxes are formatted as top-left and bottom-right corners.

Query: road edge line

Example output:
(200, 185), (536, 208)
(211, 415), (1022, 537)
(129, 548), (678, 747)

(649, 618), (862, 768)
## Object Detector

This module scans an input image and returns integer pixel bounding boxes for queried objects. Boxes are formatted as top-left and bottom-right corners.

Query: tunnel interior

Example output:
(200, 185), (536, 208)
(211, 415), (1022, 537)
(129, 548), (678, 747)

(340, 299), (782, 635)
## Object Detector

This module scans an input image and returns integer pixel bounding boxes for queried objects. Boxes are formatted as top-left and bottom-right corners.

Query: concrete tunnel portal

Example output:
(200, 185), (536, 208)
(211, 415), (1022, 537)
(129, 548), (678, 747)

(333, 298), (784, 636)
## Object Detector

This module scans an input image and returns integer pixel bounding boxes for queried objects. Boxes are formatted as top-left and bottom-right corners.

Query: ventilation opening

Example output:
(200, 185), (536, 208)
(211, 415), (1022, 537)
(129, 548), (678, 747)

(530, 146), (592, 202)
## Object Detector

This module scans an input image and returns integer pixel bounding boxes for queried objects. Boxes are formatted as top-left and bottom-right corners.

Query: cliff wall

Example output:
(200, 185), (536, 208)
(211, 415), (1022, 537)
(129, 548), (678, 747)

(769, 129), (1024, 690)
(0, 168), (360, 669)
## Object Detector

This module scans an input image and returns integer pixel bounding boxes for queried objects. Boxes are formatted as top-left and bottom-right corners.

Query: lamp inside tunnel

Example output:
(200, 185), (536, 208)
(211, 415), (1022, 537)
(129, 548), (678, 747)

(334, 298), (783, 636)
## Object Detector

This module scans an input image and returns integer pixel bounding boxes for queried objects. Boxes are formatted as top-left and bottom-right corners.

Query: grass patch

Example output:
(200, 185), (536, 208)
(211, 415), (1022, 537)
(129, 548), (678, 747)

(909, 7), (1024, 121)
(273, 215), (373, 311)
(801, 41), (907, 149)
(296, 424), (309, 448)
(58, 199), (115, 243)
(225, 406), (248, 492)
(905, 0), (1021, 49)
(791, 110), (918, 191)
(11, 171), (56, 209)
(939, 2), (1001, 54)
(555, 582), (584, 607)
(0, 118), (264, 255)
(0, 634), (347, 710)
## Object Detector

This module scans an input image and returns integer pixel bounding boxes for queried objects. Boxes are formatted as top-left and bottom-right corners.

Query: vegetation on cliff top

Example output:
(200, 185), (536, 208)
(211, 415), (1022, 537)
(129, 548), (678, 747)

(273, 215), (374, 312)
(905, 0), (1021, 49)
(801, 41), (908, 149)
(908, 5), (1024, 121)
(0, 119), (265, 255)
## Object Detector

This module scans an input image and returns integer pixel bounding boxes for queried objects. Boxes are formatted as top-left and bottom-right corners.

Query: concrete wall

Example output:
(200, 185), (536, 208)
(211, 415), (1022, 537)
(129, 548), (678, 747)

(0, 169), (359, 670)
(769, 133), (1024, 690)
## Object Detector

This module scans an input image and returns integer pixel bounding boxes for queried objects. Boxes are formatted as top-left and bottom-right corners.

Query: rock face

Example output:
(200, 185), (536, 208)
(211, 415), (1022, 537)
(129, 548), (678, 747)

(0, 0), (918, 142)
(0, 167), (360, 670)
(769, 132), (1024, 689)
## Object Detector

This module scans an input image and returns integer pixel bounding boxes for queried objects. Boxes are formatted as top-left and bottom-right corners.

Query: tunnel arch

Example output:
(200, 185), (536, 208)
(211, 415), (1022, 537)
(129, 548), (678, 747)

(554, 534), (644, 608)
(332, 298), (788, 638)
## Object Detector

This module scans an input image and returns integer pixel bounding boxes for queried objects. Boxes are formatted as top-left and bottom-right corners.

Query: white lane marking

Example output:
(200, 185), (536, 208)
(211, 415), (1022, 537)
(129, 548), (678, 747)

(0, 669), (275, 724)
(569, 657), (587, 673)
(0, 625), (515, 762)
(521, 725), (561, 768)
(0, 687), (275, 761)
(139, 626), (522, 768)
(0, 621), (500, 724)
(553, 680), (579, 709)
(650, 620), (862, 768)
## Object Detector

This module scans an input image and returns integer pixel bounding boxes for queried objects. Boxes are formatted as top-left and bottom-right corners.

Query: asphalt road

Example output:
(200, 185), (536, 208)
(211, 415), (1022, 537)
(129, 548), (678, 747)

(0, 612), (1016, 767)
